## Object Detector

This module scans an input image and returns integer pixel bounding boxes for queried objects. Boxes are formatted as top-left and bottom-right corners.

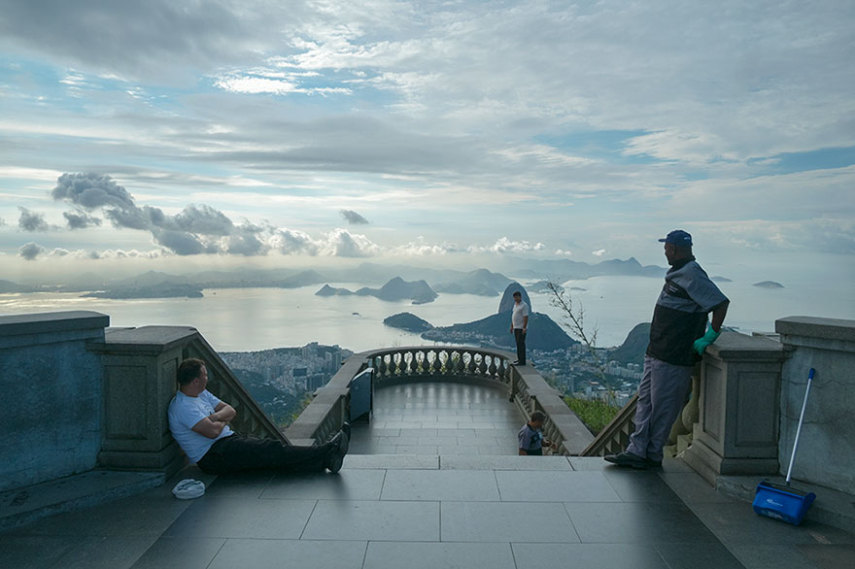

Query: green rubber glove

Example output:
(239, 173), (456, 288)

(693, 327), (721, 356)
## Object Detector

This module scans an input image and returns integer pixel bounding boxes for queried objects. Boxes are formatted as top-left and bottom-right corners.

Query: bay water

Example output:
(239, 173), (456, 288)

(1, 273), (851, 353)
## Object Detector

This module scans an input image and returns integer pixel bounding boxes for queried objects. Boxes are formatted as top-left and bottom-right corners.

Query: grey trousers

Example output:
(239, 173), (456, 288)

(626, 355), (693, 462)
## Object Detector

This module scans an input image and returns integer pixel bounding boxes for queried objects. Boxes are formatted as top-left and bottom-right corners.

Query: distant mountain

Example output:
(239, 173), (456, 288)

(319, 277), (439, 304)
(112, 270), (190, 288)
(712, 276), (732, 283)
(431, 268), (511, 296)
(18, 258), (664, 293)
(527, 280), (563, 294)
(754, 281), (784, 289)
(278, 270), (326, 288)
(509, 256), (665, 281)
(0, 279), (38, 293)
(316, 284), (354, 296)
(497, 283), (533, 313)
(609, 322), (651, 365)
(421, 311), (577, 352)
(360, 277), (438, 304)
(81, 283), (203, 299)
(383, 312), (434, 333)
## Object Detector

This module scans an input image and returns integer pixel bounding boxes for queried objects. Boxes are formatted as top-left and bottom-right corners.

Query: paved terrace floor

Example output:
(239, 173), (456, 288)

(2, 382), (854, 569)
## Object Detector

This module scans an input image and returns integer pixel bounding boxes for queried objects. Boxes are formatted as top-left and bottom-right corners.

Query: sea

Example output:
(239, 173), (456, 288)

(2, 272), (852, 353)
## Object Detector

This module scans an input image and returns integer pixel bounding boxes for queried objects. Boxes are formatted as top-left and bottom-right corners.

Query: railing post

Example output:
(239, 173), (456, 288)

(89, 326), (200, 478)
(682, 331), (785, 485)
(775, 317), (855, 494)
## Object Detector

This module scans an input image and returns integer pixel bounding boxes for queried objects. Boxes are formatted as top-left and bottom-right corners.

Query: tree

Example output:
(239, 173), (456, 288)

(545, 280), (620, 426)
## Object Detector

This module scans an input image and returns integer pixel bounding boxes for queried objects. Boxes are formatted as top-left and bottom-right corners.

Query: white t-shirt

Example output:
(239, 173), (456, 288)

(512, 300), (530, 329)
(167, 390), (234, 462)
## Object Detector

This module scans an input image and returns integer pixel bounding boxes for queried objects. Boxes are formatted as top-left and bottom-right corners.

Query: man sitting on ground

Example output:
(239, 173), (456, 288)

(168, 358), (349, 474)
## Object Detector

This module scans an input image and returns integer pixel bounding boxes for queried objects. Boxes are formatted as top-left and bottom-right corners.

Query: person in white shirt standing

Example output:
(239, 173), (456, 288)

(509, 291), (530, 365)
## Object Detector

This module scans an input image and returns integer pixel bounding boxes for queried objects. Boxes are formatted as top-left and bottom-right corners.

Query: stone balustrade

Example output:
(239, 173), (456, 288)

(286, 345), (593, 455)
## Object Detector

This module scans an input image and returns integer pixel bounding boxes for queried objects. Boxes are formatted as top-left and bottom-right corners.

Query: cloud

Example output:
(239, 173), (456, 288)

(52, 172), (137, 211)
(0, 0), (301, 83)
(340, 209), (369, 225)
(152, 229), (207, 256)
(271, 228), (320, 256)
(469, 237), (546, 255)
(225, 227), (269, 256)
(19, 242), (45, 260)
(63, 211), (102, 229)
(174, 204), (234, 235)
(592, 249), (606, 257)
(49, 173), (247, 255)
(322, 228), (380, 257)
(18, 207), (49, 232)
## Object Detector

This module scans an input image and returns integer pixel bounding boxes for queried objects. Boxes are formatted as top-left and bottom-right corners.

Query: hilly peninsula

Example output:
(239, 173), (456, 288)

(421, 311), (578, 352)
(81, 283), (204, 299)
(383, 312), (434, 333)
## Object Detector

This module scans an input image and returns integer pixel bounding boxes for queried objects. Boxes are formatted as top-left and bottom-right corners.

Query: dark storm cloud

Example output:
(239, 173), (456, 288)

(63, 211), (102, 229)
(18, 207), (49, 232)
(52, 172), (138, 211)
(19, 242), (45, 260)
(340, 209), (369, 225)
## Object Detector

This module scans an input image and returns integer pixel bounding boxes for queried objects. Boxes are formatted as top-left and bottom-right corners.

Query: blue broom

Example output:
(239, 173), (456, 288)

(752, 368), (817, 525)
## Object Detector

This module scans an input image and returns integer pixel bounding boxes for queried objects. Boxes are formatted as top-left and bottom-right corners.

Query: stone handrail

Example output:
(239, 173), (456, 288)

(509, 364), (594, 455)
(93, 325), (288, 476)
(182, 331), (289, 444)
(579, 393), (639, 457)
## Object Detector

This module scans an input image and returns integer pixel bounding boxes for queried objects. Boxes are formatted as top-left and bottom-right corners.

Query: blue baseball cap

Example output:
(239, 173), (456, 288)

(658, 229), (693, 247)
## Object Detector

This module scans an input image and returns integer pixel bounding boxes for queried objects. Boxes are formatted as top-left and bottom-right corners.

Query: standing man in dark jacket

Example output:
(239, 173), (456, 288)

(605, 230), (729, 469)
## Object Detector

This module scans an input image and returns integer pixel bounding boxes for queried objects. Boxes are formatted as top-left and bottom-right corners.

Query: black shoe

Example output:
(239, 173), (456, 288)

(341, 422), (352, 441)
(327, 450), (344, 474)
(604, 451), (648, 469)
(645, 458), (662, 469)
(325, 429), (350, 473)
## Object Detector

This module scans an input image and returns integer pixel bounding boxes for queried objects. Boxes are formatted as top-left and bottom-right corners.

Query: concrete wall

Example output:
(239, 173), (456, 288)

(0, 311), (109, 492)
(776, 316), (855, 494)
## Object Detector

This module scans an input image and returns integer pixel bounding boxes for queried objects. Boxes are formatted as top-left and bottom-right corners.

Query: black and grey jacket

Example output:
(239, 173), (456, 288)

(646, 257), (729, 366)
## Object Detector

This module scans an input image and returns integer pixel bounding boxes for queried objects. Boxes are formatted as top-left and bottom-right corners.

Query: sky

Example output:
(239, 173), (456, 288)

(1, 0), (854, 284)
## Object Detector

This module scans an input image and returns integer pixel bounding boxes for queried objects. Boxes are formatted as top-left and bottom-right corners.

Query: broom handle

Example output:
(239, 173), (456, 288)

(786, 368), (815, 485)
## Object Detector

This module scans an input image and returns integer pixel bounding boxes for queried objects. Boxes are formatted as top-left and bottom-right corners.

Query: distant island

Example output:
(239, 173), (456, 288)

(383, 312), (434, 333)
(712, 276), (732, 283)
(82, 283), (203, 299)
(753, 281), (784, 289)
(317, 277), (438, 304)
(316, 284), (354, 296)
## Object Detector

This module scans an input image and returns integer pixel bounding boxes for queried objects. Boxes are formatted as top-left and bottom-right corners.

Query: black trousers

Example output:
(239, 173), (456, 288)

(514, 328), (527, 364)
(197, 434), (330, 474)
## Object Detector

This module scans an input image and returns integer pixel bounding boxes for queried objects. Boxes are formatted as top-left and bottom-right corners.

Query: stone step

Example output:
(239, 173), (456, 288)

(0, 470), (165, 533)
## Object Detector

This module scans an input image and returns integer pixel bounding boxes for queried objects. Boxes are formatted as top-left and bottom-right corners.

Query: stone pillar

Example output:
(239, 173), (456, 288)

(776, 317), (855, 494)
(682, 331), (785, 485)
(90, 326), (199, 477)
(0, 311), (109, 492)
